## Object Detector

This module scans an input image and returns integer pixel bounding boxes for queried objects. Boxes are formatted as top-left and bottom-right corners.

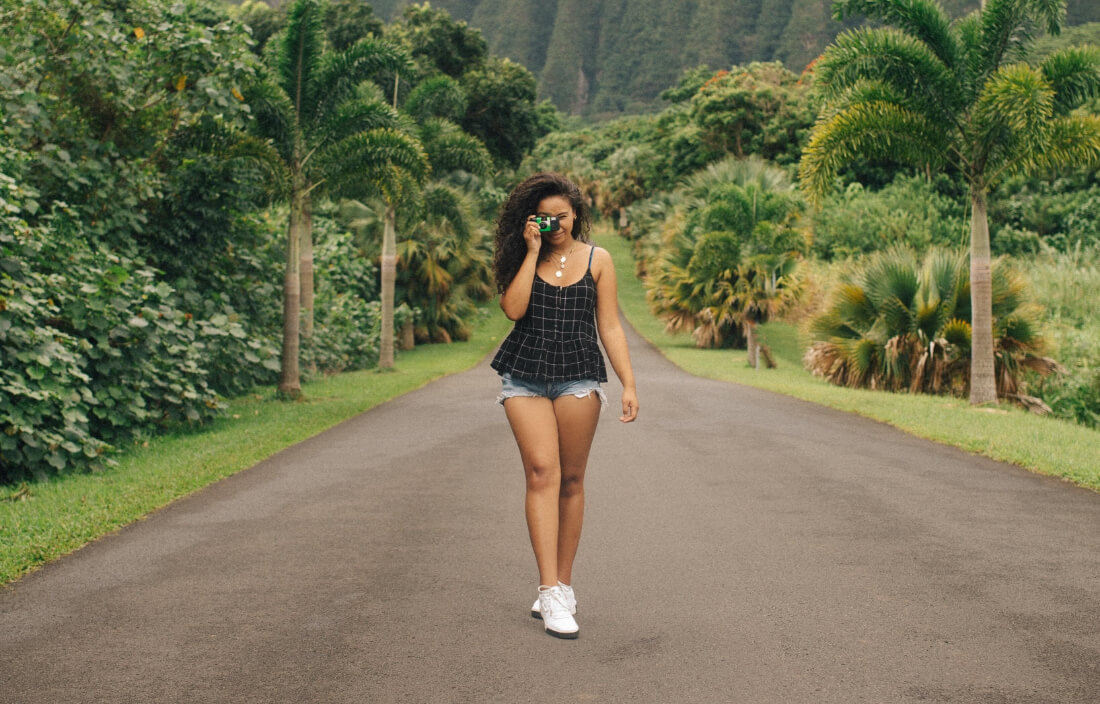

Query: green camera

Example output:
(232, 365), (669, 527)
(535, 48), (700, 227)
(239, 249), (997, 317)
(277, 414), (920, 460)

(533, 216), (560, 233)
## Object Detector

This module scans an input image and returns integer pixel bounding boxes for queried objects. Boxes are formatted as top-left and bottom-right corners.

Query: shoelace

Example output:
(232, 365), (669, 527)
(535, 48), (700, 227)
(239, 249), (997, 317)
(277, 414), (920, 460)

(540, 588), (570, 618)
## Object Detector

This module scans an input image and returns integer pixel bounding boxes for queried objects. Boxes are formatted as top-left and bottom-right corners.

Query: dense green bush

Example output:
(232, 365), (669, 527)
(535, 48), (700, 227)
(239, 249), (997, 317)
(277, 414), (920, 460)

(1016, 247), (1100, 428)
(0, 170), (243, 481)
(646, 158), (805, 348)
(811, 175), (968, 260)
(990, 177), (1100, 254)
(805, 248), (1055, 399)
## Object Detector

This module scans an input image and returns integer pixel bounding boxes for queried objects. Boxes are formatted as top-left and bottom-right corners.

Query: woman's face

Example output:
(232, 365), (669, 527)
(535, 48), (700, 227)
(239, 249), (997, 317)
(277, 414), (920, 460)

(535, 194), (575, 247)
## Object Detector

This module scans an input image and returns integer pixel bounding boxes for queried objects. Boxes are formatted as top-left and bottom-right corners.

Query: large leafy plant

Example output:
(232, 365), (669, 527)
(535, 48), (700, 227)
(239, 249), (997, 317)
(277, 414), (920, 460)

(805, 247), (1057, 400)
(799, 0), (1100, 404)
(647, 158), (805, 350)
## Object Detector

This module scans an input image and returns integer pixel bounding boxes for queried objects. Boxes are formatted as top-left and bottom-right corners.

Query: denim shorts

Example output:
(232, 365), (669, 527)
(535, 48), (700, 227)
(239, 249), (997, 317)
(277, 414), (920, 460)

(497, 373), (607, 409)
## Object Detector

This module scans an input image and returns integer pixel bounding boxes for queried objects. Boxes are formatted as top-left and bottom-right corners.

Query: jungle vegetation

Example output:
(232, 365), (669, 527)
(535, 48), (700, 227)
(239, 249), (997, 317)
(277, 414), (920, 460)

(1, 0), (1098, 483)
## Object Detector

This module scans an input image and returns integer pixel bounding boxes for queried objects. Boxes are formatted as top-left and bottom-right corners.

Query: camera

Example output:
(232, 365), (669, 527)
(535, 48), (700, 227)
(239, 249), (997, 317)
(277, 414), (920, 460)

(533, 216), (560, 233)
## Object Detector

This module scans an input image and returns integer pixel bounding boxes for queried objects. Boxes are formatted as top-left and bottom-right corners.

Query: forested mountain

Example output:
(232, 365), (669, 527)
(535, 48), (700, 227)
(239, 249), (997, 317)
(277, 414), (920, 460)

(356, 0), (1100, 116)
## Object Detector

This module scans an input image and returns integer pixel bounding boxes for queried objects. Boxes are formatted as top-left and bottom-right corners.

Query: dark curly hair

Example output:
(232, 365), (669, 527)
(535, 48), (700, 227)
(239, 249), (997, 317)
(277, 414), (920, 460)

(493, 172), (592, 292)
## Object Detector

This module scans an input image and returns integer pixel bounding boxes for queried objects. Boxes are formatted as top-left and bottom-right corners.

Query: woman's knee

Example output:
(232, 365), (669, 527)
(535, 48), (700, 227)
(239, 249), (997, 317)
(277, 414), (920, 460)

(559, 472), (584, 498)
(525, 458), (560, 491)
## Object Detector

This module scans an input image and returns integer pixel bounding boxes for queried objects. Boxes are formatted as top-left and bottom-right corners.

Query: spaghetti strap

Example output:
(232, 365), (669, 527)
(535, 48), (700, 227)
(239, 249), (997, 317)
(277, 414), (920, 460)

(587, 245), (595, 271)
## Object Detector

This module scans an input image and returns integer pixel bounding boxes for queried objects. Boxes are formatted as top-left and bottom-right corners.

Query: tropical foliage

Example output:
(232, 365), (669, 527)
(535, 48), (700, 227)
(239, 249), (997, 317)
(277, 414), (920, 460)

(804, 248), (1057, 402)
(0, 0), (538, 480)
(811, 174), (968, 260)
(245, 0), (429, 392)
(799, 0), (1100, 404)
(645, 159), (805, 354)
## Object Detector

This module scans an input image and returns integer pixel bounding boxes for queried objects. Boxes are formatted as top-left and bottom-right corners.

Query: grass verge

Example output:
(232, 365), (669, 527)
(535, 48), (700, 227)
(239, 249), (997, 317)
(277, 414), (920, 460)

(599, 230), (1100, 492)
(0, 308), (513, 586)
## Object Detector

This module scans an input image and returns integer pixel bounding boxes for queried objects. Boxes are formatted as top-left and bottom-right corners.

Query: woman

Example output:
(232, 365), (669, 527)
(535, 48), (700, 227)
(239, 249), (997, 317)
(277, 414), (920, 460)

(491, 172), (639, 639)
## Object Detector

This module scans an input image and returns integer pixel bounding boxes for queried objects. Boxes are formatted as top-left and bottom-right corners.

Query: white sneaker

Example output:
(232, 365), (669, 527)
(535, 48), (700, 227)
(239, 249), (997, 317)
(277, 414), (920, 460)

(531, 581), (576, 619)
(537, 585), (579, 639)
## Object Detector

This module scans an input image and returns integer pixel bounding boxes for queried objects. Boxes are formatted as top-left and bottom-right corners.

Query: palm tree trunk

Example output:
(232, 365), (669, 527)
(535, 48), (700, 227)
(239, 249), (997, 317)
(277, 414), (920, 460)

(380, 202), (397, 369)
(969, 187), (997, 404)
(300, 191), (314, 340)
(399, 319), (415, 350)
(744, 320), (758, 369)
(279, 184), (303, 397)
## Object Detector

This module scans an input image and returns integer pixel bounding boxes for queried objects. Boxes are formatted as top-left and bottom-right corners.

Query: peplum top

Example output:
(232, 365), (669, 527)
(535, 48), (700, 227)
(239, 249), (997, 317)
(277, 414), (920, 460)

(491, 249), (608, 383)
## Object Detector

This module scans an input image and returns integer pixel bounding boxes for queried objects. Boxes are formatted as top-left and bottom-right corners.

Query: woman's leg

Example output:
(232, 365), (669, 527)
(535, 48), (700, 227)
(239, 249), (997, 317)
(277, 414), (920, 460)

(552, 393), (601, 586)
(503, 396), (562, 586)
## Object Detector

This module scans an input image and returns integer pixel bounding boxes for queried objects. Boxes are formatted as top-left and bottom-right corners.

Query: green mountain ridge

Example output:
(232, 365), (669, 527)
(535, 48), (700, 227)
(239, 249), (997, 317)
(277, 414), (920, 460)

(364, 1), (1100, 116)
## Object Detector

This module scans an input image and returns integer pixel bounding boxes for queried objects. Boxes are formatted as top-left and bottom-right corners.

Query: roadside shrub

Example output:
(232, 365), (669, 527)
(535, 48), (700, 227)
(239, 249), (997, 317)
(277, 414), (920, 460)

(811, 175), (966, 260)
(301, 222), (412, 374)
(0, 168), (273, 481)
(1015, 246), (1100, 428)
(647, 158), (804, 348)
(804, 248), (1057, 400)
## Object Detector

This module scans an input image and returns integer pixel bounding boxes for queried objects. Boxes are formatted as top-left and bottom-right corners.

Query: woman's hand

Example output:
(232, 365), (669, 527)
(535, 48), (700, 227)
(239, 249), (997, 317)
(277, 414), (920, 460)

(523, 217), (542, 255)
(619, 387), (638, 423)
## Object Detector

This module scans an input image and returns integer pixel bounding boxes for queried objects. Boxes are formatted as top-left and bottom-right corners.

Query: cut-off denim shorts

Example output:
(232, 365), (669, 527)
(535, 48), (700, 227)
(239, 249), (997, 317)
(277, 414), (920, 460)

(497, 373), (607, 410)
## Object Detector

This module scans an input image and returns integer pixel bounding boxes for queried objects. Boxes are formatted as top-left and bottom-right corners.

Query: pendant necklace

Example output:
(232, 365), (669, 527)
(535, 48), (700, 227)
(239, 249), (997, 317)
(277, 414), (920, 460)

(550, 241), (577, 279)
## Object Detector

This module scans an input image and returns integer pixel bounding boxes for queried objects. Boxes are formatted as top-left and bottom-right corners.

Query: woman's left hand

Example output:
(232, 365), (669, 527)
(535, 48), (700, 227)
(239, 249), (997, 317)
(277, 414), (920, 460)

(619, 388), (638, 423)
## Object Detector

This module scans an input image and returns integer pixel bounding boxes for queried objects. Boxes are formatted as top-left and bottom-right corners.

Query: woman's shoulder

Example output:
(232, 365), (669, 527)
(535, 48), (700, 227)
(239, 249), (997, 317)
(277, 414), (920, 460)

(587, 244), (615, 281)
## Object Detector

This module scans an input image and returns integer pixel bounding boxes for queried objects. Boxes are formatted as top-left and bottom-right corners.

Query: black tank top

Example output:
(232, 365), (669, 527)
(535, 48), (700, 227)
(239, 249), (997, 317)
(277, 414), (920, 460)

(491, 246), (608, 382)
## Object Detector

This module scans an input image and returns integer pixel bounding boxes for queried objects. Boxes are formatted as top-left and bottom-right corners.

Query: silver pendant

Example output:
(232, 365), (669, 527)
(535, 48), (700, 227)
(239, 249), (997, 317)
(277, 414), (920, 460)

(554, 270), (563, 278)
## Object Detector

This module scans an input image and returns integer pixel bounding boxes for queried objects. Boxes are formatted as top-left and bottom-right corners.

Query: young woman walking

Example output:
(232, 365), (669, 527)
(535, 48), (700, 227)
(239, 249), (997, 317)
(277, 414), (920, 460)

(491, 172), (639, 639)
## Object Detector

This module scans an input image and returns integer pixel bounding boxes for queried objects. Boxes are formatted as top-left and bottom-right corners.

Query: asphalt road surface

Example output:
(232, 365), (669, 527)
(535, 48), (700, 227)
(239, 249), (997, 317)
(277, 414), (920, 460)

(2, 323), (1099, 704)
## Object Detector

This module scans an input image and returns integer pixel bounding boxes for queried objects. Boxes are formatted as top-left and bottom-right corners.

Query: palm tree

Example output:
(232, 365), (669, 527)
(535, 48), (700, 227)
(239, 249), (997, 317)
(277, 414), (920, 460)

(247, 0), (428, 394)
(733, 252), (802, 368)
(398, 182), (494, 343)
(799, 0), (1100, 404)
(647, 157), (805, 349)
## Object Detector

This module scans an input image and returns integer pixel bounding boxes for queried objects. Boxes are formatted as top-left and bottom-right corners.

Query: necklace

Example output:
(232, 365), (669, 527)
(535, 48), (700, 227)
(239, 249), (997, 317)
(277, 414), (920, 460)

(548, 241), (577, 279)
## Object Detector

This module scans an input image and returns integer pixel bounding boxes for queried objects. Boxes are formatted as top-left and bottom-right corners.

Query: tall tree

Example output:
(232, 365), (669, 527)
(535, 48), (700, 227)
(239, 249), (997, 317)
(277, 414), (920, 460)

(799, 0), (1100, 404)
(247, 0), (428, 395)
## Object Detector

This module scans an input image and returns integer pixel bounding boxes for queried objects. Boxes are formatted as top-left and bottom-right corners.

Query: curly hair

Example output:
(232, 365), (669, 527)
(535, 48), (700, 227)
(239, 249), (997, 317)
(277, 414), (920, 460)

(492, 172), (593, 293)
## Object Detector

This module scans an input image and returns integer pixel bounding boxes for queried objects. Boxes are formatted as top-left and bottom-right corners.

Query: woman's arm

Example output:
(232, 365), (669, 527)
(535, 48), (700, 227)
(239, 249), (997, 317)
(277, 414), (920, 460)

(592, 247), (638, 423)
(499, 219), (542, 320)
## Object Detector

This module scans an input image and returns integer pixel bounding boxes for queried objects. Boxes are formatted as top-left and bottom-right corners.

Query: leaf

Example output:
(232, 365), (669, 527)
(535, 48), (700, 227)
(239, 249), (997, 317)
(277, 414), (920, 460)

(133, 27), (145, 40)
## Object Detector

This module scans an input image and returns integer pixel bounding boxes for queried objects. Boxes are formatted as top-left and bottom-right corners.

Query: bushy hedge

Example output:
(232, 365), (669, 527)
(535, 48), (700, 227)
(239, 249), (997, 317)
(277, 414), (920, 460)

(811, 175), (967, 260)
(0, 179), (410, 482)
(0, 176), (237, 481)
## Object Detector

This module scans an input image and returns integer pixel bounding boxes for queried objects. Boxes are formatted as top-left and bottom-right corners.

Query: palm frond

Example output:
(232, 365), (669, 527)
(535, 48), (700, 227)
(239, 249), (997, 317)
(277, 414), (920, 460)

(681, 156), (794, 197)
(313, 127), (429, 201)
(816, 28), (962, 121)
(417, 118), (493, 178)
(224, 134), (292, 201)
(309, 36), (411, 123)
(972, 62), (1054, 159)
(1008, 113), (1100, 176)
(799, 101), (947, 204)
(403, 74), (468, 122)
(1040, 45), (1100, 114)
(831, 0), (959, 69)
(242, 75), (296, 162)
(277, 0), (325, 120)
(315, 98), (401, 149)
(979, 0), (1065, 73)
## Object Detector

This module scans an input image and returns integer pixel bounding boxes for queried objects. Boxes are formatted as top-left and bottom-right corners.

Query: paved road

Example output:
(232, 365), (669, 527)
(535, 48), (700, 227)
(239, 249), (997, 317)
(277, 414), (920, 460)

(3, 323), (1099, 703)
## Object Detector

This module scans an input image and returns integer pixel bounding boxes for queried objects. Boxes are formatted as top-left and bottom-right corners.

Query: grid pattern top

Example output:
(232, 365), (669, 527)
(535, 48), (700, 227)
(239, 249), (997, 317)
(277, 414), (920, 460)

(491, 248), (608, 383)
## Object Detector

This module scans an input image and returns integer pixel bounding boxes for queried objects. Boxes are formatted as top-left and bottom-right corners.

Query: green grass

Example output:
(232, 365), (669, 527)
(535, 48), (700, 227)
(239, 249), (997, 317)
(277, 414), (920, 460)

(600, 229), (1100, 492)
(0, 307), (514, 586)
